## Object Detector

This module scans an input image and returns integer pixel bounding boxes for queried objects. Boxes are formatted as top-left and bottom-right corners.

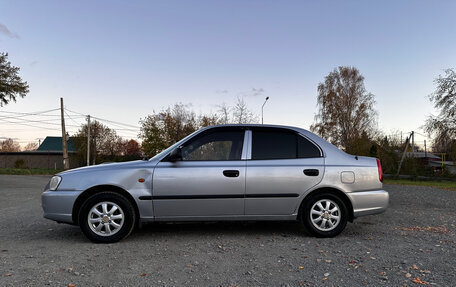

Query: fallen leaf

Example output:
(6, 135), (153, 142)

(413, 264), (418, 270)
(140, 273), (146, 277)
(412, 277), (429, 285)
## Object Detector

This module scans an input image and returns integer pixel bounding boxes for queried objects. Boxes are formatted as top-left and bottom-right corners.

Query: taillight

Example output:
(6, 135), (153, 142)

(376, 158), (383, 183)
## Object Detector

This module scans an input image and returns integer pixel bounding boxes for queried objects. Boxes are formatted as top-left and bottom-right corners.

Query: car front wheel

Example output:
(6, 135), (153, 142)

(301, 193), (348, 237)
(78, 192), (136, 243)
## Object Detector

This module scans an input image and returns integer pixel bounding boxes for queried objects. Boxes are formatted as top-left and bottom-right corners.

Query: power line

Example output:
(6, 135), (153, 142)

(89, 116), (140, 129)
(64, 108), (140, 129)
(1, 107), (141, 143)
(0, 117), (80, 128)
(0, 108), (60, 116)
(0, 118), (61, 131)
(64, 109), (84, 127)
(64, 108), (87, 117)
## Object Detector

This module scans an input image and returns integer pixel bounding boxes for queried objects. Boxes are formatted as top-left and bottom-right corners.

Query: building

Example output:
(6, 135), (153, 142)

(407, 151), (456, 175)
(0, 136), (79, 169)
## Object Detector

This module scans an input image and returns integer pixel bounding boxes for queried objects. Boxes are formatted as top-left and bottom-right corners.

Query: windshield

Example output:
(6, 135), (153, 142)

(149, 129), (202, 161)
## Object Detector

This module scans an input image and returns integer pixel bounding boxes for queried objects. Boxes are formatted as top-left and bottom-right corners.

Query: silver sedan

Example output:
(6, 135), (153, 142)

(42, 124), (389, 243)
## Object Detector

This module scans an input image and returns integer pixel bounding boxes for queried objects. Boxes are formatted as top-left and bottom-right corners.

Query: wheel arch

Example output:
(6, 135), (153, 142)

(298, 187), (354, 222)
(72, 184), (140, 226)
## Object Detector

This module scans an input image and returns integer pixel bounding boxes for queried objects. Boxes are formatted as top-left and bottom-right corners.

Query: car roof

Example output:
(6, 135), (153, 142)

(201, 124), (307, 132)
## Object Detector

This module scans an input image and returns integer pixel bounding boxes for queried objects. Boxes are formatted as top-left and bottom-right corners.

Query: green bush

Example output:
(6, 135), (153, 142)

(14, 159), (26, 169)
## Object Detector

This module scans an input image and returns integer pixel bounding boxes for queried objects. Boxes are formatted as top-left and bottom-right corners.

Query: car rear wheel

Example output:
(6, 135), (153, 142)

(301, 193), (347, 237)
(79, 192), (135, 243)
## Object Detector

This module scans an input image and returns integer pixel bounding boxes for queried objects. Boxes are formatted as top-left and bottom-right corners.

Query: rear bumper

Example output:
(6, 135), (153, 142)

(348, 189), (389, 218)
(41, 190), (82, 224)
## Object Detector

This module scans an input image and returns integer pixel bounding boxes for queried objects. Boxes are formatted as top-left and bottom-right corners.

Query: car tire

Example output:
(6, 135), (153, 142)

(301, 192), (348, 238)
(78, 192), (136, 243)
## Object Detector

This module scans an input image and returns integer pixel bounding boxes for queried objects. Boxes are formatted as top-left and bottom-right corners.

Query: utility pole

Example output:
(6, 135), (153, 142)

(397, 135), (410, 176)
(424, 140), (427, 158)
(87, 115), (91, 166)
(411, 131), (415, 153)
(60, 98), (70, 170)
(92, 123), (97, 165)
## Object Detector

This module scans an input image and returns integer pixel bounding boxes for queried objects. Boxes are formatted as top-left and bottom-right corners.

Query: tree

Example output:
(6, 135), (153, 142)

(232, 97), (258, 124)
(198, 114), (219, 127)
(139, 103), (198, 157)
(73, 120), (122, 163)
(424, 68), (456, 160)
(139, 101), (259, 157)
(0, 53), (29, 106)
(0, 138), (21, 152)
(310, 66), (377, 153)
(217, 103), (231, 124)
(216, 98), (258, 125)
(23, 142), (38, 151)
(120, 139), (142, 156)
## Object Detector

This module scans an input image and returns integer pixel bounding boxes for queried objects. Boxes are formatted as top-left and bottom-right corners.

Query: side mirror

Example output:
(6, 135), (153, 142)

(167, 147), (183, 162)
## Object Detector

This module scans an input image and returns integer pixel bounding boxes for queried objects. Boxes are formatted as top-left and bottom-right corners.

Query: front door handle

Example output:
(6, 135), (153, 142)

(304, 169), (319, 176)
(223, 170), (240, 177)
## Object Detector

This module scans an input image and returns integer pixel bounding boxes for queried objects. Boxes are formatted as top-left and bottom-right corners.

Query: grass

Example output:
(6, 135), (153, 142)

(384, 178), (456, 191)
(0, 168), (63, 175)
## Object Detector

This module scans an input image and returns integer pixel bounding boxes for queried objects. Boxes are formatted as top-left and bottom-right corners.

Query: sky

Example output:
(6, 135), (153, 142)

(1, 0), (456, 147)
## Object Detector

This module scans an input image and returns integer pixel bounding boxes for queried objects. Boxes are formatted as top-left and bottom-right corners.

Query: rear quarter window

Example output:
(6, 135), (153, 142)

(298, 135), (321, 158)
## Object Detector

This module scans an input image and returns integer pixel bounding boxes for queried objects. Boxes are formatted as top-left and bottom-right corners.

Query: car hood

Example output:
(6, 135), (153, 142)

(57, 159), (157, 176)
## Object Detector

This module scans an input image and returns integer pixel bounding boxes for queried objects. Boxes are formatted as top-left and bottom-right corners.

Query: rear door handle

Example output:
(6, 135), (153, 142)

(223, 170), (240, 177)
(303, 169), (319, 176)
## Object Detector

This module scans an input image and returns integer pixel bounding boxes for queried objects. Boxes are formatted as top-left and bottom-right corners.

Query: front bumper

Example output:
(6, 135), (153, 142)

(41, 190), (82, 224)
(348, 189), (389, 218)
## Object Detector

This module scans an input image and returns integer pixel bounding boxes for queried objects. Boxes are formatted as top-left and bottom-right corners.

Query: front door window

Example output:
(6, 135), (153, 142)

(181, 130), (244, 161)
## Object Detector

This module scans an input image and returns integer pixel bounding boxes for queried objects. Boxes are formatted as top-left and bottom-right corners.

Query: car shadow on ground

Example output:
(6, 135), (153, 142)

(135, 221), (308, 238)
(34, 220), (370, 243)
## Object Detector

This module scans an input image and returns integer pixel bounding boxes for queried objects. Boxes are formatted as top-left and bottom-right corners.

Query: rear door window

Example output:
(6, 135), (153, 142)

(252, 129), (320, 160)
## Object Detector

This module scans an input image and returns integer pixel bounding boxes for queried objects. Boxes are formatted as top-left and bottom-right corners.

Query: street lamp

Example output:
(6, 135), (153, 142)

(261, 96), (269, 124)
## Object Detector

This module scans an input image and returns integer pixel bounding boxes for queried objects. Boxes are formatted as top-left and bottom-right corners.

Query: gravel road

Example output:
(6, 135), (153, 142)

(1, 175), (455, 286)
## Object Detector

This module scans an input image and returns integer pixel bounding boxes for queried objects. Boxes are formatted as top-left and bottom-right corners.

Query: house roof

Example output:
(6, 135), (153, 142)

(406, 151), (441, 160)
(37, 136), (76, 152)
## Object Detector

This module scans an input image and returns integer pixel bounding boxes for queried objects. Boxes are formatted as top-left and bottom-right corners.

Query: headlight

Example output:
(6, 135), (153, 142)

(49, 176), (62, 191)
